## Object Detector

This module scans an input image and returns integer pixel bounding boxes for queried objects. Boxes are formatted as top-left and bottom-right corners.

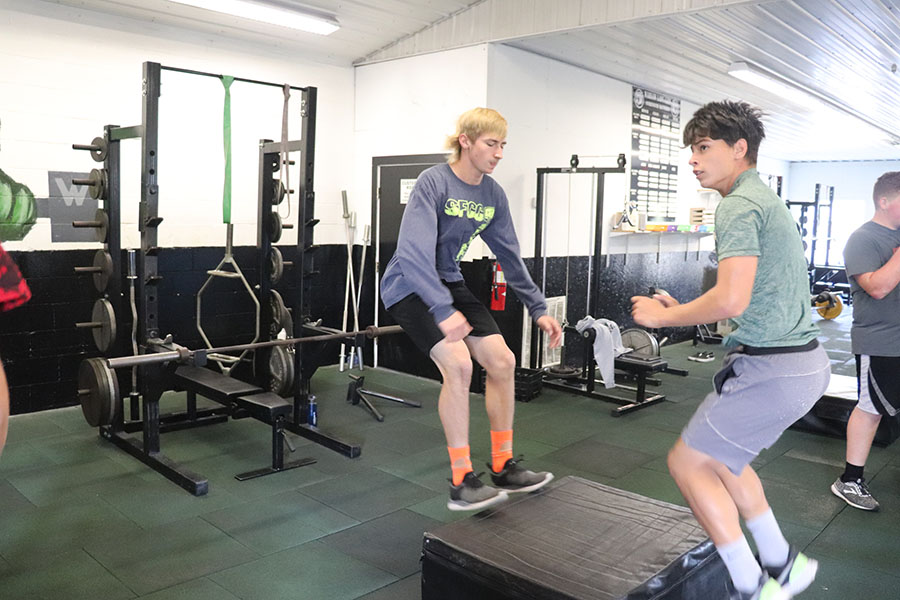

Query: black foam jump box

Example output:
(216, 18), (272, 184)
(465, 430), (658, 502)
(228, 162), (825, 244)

(421, 476), (729, 600)
(792, 394), (900, 447)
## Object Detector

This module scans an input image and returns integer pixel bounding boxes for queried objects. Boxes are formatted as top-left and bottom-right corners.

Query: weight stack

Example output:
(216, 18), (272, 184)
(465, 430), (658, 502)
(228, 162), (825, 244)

(422, 476), (729, 600)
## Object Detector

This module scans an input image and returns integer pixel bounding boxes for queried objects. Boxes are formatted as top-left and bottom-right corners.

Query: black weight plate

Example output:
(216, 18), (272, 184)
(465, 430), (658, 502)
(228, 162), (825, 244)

(88, 168), (107, 200)
(92, 249), (113, 292)
(270, 247), (284, 284)
(91, 298), (117, 353)
(270, 211), (283, 243)
(78, 358), (118, 427)
(90, 136), (108, 162)
(273, 180), (286, 205)
(269, 346), (295, 396)
(94, 208), (109, 243)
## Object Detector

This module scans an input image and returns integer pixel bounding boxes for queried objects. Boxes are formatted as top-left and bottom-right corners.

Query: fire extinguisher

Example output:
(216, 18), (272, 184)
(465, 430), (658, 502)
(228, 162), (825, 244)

(490, 261), (507, 311)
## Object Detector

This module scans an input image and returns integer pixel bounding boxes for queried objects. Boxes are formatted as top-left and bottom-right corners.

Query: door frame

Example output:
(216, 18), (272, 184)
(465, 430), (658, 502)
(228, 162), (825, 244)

(371, 153), (447, 365)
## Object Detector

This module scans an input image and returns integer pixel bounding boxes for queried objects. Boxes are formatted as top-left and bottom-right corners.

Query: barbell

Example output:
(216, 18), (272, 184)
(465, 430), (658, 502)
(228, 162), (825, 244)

(77, 324), (405, 426)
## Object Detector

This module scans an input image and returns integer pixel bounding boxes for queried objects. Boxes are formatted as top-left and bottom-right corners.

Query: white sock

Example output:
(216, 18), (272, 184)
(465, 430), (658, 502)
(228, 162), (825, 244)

(717, 536), (762, 594)
(746, 508), (790, 568)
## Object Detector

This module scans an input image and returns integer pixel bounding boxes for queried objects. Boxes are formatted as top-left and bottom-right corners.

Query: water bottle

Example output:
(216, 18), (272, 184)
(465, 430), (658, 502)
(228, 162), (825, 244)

(307, 395), (317, 427)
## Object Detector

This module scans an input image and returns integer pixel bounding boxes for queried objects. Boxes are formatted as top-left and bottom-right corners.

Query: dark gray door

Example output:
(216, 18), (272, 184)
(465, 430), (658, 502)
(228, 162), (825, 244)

(372, 155), (445, 374)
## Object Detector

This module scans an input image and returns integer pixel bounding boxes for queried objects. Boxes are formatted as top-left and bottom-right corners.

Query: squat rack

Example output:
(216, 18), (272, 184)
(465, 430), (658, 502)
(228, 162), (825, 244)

(74, 62), (358, 494)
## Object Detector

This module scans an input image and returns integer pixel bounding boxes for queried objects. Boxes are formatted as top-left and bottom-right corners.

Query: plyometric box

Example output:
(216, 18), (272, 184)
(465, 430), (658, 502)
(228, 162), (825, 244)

(791, 374), (900, 447)
(422, 476), (729, 600)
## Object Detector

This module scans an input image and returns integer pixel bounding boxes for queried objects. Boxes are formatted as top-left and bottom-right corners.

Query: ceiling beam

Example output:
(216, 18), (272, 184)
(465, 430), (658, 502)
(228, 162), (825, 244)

(355, 0), (760, 64)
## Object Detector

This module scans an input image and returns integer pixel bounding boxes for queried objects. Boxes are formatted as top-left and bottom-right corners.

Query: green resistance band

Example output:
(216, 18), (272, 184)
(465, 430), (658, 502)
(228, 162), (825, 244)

(221, 75), (234, 224)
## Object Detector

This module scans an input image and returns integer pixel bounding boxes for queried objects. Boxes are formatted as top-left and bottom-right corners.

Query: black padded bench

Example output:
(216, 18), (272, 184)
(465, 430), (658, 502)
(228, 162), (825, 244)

(174, 365), (263, 407)
(173, 366), (314, 480)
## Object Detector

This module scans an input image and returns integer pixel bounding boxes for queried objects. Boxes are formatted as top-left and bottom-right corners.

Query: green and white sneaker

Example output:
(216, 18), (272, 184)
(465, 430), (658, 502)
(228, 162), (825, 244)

(766, 546), (818, 597)
(831, 477), (880, 511)
(731, 574), (789, 600)
(447, 471), (508, 512)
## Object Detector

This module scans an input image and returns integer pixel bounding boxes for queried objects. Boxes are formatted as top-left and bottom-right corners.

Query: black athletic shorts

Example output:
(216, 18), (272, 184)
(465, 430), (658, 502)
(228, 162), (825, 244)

(386, 280), (501, 355)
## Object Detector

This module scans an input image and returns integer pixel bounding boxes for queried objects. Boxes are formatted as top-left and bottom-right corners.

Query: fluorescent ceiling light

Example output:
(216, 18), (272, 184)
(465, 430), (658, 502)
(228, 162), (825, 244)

(171, 0), (340, 35)
(727, 61), (812, 106)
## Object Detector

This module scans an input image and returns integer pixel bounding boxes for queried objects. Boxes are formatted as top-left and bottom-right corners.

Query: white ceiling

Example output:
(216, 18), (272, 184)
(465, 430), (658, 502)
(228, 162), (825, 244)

(505, 0), (900, 162)
(21, 0), (900, 162)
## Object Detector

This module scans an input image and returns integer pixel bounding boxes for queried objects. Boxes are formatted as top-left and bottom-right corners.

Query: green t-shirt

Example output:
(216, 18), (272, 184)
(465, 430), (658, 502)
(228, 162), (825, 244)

(714, 168), (819, 347)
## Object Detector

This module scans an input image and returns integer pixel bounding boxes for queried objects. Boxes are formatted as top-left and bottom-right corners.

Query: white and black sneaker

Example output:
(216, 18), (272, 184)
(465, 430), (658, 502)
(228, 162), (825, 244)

(831, 477), (880, 511)
(447, 471), (508, 512)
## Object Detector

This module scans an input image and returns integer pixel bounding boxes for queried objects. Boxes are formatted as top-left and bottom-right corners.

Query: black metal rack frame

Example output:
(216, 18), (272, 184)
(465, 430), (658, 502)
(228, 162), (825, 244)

(529, 165), (625, 368)
(89, 62), (356, 495)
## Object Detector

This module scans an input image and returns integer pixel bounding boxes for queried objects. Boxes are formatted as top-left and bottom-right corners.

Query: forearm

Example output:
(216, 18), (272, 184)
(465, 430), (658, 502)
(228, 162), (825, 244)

(657, 285), (743, 328)
(862, 251), (900, 299)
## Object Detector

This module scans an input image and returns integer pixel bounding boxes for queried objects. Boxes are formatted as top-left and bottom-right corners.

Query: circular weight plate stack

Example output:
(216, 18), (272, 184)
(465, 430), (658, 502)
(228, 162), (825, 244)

(269, 290), (293, 336)
(91, 298), (117, 353)
(547, 365), (580, 378)
(94, 208), (109, 243)
(268, 346), (295, 396)
(92, 249), (114, 292)
(87, 168), (108, 200)
(816, 293), (843, 320)
(620, 328), (660, 358)
(270, 212), (283, 243)
(78, 357), (119, 427)
(269, 247), (284, 284)
(90, 136), (108, 162)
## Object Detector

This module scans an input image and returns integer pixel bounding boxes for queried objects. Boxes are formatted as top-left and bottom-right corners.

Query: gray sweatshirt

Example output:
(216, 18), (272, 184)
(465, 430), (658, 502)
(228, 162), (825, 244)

(380, 163), (548, 326)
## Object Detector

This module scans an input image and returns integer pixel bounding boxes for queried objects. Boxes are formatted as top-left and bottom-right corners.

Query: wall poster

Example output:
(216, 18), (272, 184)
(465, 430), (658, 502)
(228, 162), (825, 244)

(630, 87), (681, 223)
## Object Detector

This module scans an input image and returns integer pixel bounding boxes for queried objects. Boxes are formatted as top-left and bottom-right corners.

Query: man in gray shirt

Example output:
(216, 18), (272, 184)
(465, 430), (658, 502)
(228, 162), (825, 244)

(831, 171), (900, 511)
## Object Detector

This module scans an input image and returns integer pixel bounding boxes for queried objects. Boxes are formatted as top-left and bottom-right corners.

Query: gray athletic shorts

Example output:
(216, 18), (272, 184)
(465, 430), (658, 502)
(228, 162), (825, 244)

(682, 341), (831, 475)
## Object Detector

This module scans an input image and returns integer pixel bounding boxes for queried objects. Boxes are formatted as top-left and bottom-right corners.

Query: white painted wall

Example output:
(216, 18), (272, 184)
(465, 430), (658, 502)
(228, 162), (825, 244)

(351, 44), (489, 249)
(788, 160), (900, 265)
(0, 2), (354, 251)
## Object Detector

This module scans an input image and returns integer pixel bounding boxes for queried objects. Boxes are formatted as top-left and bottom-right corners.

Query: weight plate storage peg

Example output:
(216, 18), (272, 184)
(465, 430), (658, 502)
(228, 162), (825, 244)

(77, 357), (119, 427)
(71, 168), (108, 200)
(72, 208), (110, 243)
(268, 345), (295, 396)
(72, 136), (109, 162)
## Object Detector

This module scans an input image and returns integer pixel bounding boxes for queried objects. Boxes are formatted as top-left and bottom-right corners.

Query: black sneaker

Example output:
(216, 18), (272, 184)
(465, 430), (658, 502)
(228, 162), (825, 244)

(831, 477), (880, 511)
(489, 457), (553, 493)
(447, 471), (508, 512)
(765, 546), (818, 597)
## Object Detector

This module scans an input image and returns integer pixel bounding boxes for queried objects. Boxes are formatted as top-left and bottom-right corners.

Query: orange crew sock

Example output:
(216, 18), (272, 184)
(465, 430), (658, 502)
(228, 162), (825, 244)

(448, 445), (473, 486)
(491, 429), (514, 473)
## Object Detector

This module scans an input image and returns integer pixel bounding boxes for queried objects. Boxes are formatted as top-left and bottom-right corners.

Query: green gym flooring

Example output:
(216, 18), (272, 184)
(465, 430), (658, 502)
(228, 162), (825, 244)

(2, 313), (898, 599)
